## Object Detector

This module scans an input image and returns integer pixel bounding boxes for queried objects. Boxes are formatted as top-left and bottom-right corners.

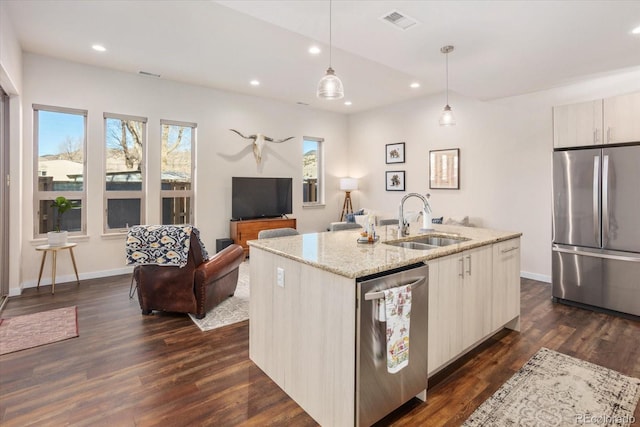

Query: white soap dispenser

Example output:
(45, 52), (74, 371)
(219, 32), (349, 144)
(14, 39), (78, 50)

(422, 208), (432, 231)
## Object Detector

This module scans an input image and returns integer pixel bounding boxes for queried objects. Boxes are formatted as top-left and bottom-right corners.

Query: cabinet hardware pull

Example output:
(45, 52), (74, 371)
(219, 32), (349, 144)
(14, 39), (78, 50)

(594, 129), (599, 144)
(459, 258), (464, 277)
(466, 255), (471, 275)
(364, 276), (426, 300)
(501, 246), (519, 253)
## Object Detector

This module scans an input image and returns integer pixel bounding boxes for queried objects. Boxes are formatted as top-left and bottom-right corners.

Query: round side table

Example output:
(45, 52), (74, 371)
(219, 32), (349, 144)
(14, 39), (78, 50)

(35, 242), (80, 294)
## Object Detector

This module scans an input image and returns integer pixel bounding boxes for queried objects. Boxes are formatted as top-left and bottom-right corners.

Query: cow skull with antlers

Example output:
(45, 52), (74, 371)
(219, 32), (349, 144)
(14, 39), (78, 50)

(230, 129), (294, 165)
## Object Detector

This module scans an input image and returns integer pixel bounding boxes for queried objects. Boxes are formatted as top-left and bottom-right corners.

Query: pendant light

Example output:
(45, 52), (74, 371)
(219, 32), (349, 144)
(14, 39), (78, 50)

(439, 45), (456, 126)
(317, 0), (344, 99)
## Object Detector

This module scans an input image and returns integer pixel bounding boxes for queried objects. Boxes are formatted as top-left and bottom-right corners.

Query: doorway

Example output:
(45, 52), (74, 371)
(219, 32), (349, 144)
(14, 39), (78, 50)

(0, 86), (10, 303)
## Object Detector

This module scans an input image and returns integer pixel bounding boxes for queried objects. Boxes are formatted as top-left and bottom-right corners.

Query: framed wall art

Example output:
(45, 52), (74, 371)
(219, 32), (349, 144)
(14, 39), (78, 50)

(385, 142), (405, 164)
(429, 148), (460, 189)
(386, 171), (405, 191)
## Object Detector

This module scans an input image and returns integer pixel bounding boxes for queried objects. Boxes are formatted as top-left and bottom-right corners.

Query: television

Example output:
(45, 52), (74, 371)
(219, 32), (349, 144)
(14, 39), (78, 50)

(232, 177), (293, 220)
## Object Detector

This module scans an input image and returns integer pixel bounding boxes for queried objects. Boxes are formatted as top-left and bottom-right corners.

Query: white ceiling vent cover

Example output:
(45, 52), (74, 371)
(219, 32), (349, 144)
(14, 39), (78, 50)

(138, 70), (161, 78)
(380, 10), (419, 31)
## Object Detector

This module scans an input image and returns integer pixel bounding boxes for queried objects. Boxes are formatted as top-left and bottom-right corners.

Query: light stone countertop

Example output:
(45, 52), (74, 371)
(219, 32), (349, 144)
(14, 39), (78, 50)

(248, 222), (522, 279)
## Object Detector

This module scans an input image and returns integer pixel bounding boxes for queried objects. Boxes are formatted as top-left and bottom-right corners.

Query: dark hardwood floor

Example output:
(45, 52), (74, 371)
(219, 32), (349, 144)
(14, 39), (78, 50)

(1, 276), (639, 426)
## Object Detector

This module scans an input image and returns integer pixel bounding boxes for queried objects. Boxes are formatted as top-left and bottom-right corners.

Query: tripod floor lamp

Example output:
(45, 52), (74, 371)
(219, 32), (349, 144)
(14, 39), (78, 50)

(339, 178), (358, 221)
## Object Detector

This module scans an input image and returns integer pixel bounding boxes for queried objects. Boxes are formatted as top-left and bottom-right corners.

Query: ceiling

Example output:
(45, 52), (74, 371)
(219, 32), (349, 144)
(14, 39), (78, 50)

(5, 0), (640, 114)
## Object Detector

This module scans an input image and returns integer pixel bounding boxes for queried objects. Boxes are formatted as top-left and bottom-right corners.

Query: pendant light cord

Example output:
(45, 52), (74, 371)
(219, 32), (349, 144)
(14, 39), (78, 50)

(445, 51), (449, 105)
(329, 0), (333, 68)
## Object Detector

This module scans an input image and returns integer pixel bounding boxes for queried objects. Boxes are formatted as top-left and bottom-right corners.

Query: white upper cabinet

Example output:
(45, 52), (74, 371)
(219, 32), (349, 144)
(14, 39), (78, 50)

(554, 92), (640, 148)
(553, 100), (603, 148)
(604, 92), (640, 144)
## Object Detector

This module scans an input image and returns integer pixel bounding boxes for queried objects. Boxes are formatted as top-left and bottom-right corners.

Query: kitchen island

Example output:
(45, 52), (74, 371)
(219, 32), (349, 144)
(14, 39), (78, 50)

(248, 223), (522, 426)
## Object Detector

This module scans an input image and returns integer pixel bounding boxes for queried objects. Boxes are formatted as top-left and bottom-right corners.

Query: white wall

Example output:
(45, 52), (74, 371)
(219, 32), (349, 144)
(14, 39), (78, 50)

(0, 0), (22, 94)
(0, 1), (24, 298)
(11, 51), (640, 294)
(347, 67), (640, 281)
(15, 54), (348, 295)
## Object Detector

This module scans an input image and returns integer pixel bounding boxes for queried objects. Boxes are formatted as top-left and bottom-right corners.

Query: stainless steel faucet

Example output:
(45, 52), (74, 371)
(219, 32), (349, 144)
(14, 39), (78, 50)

(398, 193), (432, 236)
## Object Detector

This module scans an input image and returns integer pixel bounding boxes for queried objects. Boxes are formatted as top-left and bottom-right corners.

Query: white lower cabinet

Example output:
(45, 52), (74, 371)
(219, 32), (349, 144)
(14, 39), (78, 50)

(427, 253), (462, 374)
(461, 246), (494, 350)
(250, 248), (356, 426)
(492, 238), (521, 330)
(428, 240), (520, 376)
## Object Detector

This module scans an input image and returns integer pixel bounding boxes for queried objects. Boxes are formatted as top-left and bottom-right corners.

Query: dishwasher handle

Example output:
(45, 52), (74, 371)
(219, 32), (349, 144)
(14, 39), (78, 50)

(364, 276), (426, 301)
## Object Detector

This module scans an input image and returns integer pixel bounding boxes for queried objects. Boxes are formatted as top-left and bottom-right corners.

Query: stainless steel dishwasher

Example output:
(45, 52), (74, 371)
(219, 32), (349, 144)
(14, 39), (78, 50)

(355, 262), (429, 427)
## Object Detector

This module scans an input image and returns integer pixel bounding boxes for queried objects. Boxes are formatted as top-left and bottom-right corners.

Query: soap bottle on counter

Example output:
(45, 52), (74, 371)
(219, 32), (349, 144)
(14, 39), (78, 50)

(368, 216), (376, 242)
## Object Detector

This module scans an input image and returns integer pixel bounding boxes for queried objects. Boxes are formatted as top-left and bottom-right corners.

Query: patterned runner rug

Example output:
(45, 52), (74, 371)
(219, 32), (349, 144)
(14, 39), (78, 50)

(463, 347), (640, 427)
(189, 261), (249, 331)
(0, 306), (78, 355)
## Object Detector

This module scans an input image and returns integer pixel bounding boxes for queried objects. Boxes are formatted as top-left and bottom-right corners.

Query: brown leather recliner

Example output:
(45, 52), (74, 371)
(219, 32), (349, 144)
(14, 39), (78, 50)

(134, 236), (245, 319)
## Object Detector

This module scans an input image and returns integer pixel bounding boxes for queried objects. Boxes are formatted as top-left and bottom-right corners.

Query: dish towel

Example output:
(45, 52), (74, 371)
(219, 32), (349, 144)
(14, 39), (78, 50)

(383, 284), (412, 373)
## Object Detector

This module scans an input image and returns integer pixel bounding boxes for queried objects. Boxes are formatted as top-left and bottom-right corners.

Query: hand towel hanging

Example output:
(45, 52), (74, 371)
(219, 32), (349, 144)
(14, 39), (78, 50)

(384, 284), (412, 373)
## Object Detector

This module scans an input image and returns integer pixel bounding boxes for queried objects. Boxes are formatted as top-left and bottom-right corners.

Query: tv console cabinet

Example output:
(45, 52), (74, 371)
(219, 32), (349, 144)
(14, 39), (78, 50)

(230, 218), (297, 257)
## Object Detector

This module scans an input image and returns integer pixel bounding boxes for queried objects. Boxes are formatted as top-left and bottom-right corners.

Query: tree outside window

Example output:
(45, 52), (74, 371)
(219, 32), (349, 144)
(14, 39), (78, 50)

(160, 120), (195, 225)
(104, 113), (147, 231)
(34, 105), (86, 236)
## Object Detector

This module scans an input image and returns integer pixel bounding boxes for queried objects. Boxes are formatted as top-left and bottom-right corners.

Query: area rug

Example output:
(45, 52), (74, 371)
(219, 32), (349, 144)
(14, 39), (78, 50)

(463, 347), (640, 427)
(189, 261), (249, 331)
(0, 306), (78, 355)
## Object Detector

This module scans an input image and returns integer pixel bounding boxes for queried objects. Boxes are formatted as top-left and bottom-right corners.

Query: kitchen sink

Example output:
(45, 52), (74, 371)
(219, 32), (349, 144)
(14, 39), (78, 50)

(410, 235), (470, 246)
(385, 241), (438, 250)
(384, 234), (470, 250)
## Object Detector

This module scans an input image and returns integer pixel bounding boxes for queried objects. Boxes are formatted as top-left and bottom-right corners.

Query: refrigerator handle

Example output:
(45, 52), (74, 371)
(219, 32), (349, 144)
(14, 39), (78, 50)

(602, 155), (609, 246)
(593, 155), (600, 246)
(552, 245), (640, 263)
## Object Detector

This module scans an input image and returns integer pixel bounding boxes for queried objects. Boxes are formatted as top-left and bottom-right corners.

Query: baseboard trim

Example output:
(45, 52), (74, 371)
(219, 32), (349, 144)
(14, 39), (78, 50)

(12, 266), (135, 296)
(520, 271), (551, 283)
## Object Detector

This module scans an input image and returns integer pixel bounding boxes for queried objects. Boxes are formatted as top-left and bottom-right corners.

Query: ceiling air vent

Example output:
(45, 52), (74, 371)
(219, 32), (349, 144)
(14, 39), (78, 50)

(380, 10), (419, 31)
(138, 71), (161, 78)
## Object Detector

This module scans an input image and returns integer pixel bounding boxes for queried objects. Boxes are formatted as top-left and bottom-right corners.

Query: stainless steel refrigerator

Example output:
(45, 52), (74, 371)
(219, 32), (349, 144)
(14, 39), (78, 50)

(552, 144), (640, 317)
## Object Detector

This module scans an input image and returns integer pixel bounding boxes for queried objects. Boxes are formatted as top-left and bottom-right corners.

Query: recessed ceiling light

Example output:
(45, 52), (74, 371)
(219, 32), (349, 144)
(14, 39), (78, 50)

(632, 25), (640, 35)
(309, 46), (321, 55)
(410, 82), (421, 88)
(344, 101), (352, 106)
(250, 80), (260, 86)
(92, 44), (106, 52)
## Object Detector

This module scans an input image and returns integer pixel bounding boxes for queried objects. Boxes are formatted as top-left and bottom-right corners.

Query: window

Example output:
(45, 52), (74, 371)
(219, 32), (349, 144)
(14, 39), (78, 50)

(160, 120), (195, 225)
(34, 105), (86, 237)
(104, 113), (147, 232)
(303, 136), (323, 204)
